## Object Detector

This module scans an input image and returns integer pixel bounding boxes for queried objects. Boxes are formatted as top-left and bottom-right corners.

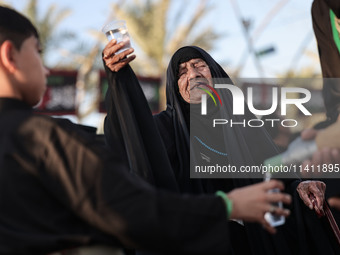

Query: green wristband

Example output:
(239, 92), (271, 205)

(216, 190), (233, 219)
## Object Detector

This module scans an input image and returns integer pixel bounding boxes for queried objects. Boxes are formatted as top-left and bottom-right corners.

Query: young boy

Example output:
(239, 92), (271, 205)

(0, 5), (290, 255)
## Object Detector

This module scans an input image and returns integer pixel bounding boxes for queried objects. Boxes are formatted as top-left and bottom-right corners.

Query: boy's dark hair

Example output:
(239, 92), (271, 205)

(0, 5), (39, 49)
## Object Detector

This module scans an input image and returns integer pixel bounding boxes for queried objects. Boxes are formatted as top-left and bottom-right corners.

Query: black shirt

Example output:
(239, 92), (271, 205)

(0, 98), (230, 255)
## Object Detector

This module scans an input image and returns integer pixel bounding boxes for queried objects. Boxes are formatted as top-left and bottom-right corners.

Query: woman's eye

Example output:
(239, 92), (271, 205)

(179, 71), (186, 77)
(195, 64), (206, 69)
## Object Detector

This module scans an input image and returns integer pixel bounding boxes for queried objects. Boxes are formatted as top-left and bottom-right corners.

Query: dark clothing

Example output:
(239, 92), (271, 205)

(312, 0), (340, 228)
(163, 47), (340, 254)
(312, 0), (340, 121)
(104, 46), (340, 254)
(158, 46), (282, 193)
(0, 97), (230, 255)
(103, 66), (179, 193)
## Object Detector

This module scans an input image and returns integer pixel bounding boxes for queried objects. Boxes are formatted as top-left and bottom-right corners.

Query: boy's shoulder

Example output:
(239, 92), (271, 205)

(24, 113), (97, 137)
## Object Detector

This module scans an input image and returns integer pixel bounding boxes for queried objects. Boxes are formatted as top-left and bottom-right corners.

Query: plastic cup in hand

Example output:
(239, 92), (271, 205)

(102, 20), (131, 54)
(264, 172), (285, 227)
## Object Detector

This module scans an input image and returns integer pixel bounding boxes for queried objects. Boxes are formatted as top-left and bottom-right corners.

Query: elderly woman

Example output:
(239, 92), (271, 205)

(103, 41), (336, 254)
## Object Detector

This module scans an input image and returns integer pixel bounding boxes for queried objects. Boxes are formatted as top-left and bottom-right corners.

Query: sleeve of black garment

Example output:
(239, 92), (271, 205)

(312, 0), (340, 119)
(21, 117), (230, 254)
(324, 0), (340, 17)
(103, 64), (179, 192)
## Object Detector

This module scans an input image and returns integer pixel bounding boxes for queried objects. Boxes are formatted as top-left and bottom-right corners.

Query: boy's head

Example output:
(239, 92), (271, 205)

(0, 6), (48, 106)
(0, 5), (39, 50)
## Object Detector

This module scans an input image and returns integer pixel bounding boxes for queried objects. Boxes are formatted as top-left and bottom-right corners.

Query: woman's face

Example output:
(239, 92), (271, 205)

(177, 58), (212, 104)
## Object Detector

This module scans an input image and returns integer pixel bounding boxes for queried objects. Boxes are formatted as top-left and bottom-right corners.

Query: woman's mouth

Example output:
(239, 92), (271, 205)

(190, 80), (209, 90)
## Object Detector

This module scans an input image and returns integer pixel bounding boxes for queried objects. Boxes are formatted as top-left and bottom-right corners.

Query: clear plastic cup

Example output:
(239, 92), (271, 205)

(264, 172), (285, 227)
(102, 20), (131, 54)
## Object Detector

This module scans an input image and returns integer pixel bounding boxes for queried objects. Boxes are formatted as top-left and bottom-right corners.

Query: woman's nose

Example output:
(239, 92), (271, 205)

(187, 65), (201, 79)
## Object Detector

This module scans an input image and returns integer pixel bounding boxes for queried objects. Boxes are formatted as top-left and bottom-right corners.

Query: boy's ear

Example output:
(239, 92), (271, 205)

(0, 40), (17, 73)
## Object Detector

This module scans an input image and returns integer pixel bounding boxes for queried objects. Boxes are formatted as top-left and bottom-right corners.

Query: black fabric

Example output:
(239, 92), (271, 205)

(0, 97), (232, 254)
(158, 46), (281, 194)
(312, 0), (340, 121)
(164, 47), (340, 255)
(312, 0), (340, 229)
(228, 221), (252, 254)
(159, 48), (295, 255)
(324, 0), (340, 17)
(104, 46), (340, 254)
(104, 64), (179, 192)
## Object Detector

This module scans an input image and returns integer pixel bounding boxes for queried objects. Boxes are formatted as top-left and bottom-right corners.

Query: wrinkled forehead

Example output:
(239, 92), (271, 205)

(178, 58), (206, 70)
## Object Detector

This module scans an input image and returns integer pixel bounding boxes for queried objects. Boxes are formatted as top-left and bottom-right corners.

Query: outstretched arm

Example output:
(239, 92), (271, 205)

(102, 40), (179, 190)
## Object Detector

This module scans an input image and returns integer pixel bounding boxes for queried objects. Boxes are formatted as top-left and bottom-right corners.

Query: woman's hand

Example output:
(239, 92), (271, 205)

(296, 180), (326, 214)
(102, 39), (136, 72)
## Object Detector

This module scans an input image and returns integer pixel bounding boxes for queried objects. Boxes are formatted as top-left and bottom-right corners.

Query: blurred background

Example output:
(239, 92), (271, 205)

(0, 0), (323, 137)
